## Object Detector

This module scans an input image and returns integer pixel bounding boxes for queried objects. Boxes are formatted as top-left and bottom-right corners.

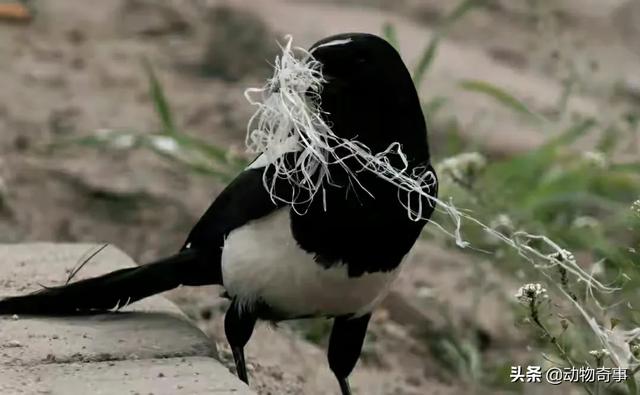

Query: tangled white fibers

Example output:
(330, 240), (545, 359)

(243, 35), (614, 287)
(243, 35), (639, 368)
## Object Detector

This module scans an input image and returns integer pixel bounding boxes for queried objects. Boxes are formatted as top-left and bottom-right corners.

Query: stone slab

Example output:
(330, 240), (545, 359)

(0, 243), (181, 314)
(0, 312), (215, 366)
(0, 243), (253, 394)
(0, 356), (253, 395)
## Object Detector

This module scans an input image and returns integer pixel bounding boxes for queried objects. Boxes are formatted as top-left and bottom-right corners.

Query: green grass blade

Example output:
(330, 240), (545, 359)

(423, 96), (448, 117)
(610, 162), (640, 173)
(443, 0), (487, 27)
(412, 0), (487, 85)
(543, 118), (597, 148)
(459, 79), (544, 123)
(413, 35), (441, 86)
(382, 22), (400, 52)
(142, 58), (178, 135)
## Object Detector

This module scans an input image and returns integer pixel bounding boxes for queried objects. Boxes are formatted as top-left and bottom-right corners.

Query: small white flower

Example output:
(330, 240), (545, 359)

(572, 216), (599, 229)
(630, 343), (640, 358)
(547, 249), (576, 265)
(416, 286), (435, 299)
(485, 214), (514, 246)
(149, 136), (179, 154)
(490, 214), (514, 231)
(581, 151), (607, 169)
(589, 348), (610, 358)
(437, 152), (487, 181)
(95, 128), (116, 140)
(590, 260), (606, 276)
(631, 200), (640, 217)
(515, 283), (548, 304)
(111, 134), (135, 149)
(93, 129), (136, 149)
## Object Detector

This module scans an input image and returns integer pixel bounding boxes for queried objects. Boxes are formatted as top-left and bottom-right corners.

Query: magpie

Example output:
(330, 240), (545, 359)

(0, 32), (437, 394)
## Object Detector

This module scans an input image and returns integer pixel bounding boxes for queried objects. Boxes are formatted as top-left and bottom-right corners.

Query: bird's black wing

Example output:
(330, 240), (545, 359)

(181, 163), (288, 282)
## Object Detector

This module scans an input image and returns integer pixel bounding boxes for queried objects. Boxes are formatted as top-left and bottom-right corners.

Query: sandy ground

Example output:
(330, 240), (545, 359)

(1, 0), (639, 394)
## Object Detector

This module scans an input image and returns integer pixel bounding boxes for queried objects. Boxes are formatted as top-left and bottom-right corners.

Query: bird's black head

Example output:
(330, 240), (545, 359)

(309, 33), (429, 164)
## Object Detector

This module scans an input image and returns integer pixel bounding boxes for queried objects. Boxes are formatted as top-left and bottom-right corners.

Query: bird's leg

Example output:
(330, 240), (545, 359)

(327, 313), (371, 395)
(224, 301), (257, 384)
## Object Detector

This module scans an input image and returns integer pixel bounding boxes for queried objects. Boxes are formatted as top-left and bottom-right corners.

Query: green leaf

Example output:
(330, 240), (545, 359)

(142, 58), (178, 135)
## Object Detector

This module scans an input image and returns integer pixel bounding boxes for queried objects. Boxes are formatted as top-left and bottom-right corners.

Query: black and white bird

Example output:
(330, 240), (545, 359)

(0, 33), (437, 394)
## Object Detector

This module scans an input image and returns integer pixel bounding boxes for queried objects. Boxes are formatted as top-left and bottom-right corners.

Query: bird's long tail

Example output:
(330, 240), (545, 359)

(0, 249), (219, 315)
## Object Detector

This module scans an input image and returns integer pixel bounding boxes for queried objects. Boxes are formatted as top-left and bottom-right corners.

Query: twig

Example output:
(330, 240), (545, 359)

(66, 244), (109, 284)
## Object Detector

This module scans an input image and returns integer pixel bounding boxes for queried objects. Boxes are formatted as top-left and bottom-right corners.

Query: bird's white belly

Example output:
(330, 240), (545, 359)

(221, 208), (401, 318)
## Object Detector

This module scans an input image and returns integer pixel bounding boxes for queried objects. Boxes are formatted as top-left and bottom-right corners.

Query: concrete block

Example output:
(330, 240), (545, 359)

(0, 356), (253, 395)
(0, 243), (181, 314)
(0, 243), (253, 395)
(0, 313), (215, 366)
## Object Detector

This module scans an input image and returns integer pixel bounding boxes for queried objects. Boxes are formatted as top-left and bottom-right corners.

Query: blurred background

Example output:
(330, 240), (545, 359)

(2, 0), (640, 394)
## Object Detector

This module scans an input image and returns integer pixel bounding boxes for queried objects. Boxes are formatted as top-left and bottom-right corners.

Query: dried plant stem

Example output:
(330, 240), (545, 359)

(529, 299), (574, 366)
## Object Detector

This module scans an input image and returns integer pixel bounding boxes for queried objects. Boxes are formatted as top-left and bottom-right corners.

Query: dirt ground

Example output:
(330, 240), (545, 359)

(1, 0), (640, 394)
